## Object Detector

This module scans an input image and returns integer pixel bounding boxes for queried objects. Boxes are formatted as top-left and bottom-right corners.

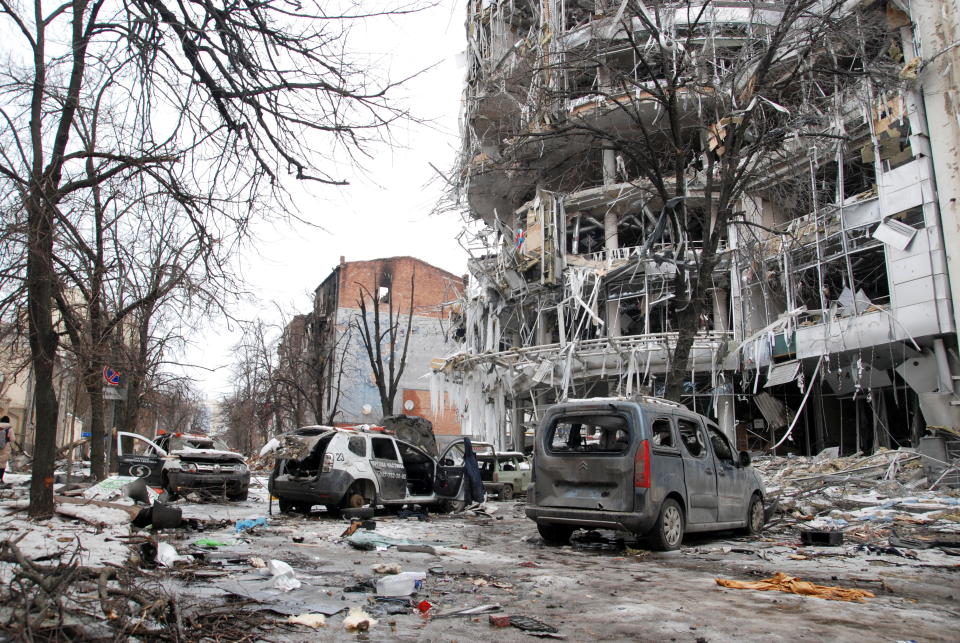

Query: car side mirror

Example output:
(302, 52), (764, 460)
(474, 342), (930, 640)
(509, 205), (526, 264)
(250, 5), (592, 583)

(739, 451), (752, 467)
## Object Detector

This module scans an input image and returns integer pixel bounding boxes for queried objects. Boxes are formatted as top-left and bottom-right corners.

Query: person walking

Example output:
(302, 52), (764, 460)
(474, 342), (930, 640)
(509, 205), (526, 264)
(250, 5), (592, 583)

(0, 416), (12, 484)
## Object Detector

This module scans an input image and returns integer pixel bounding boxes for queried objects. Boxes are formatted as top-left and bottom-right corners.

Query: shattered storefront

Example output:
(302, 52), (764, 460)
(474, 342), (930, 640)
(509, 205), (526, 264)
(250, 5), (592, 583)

(432, 1), (960, 460)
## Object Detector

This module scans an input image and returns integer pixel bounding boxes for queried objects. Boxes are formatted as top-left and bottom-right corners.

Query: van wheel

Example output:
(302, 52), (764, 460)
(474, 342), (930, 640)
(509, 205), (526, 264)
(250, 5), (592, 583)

(537, 522), (575, 545)
(648, 499), (684, 551)
(500, 485), (514, 501)
(741, 494), (764, 535)
(227, 490), (249, 502)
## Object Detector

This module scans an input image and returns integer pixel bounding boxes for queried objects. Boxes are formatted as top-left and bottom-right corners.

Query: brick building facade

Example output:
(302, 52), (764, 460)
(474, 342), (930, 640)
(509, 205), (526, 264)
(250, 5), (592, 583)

(310, 257), (464, 433)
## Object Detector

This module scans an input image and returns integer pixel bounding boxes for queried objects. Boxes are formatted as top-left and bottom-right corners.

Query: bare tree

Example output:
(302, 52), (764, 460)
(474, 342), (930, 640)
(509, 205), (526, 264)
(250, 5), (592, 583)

(0, 1), (426, 516)
(352, 267), (415, 418)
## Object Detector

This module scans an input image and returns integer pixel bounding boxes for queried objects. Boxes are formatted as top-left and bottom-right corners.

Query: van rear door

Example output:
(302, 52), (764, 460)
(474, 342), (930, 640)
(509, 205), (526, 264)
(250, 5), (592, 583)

(535, 407), (639, 512)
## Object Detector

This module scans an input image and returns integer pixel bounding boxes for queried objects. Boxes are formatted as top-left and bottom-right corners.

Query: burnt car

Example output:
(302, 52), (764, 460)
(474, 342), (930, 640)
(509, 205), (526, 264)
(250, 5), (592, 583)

(265, 425), (470, 514)
(117, 431), (250, 500)
(526, 397), (765, 550)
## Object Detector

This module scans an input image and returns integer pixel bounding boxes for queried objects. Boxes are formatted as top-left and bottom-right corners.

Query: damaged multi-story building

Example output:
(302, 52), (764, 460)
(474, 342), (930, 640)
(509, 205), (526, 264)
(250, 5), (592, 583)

(431, 0), (960, 457)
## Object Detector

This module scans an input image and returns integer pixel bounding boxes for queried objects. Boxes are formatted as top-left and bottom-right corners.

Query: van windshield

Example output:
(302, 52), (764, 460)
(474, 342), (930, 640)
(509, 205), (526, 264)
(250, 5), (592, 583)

(547, 415), (631, 454)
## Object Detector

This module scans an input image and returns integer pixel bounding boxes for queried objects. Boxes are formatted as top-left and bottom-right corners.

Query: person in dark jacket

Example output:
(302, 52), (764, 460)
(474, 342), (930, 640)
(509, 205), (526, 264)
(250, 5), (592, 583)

(0, 416), (13, 484)
(461, 437), (486, 506)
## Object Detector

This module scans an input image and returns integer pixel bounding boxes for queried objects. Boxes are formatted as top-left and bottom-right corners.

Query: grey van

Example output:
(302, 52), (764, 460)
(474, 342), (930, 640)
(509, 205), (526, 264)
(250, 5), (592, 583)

(526, 397), (765, 550)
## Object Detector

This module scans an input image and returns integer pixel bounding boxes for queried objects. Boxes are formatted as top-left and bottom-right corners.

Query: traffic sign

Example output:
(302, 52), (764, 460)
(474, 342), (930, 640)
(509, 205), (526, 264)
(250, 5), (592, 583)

(103, 387), (127, 401)
(103, 366), (121, 386)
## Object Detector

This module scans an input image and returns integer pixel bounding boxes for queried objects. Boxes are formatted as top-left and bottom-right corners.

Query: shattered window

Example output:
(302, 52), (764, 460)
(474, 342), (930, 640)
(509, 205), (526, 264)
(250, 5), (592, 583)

(651, 418), (674, 448)
(547, 415), (631, 454)
(371, 437), (398, 461)
(348, 436), (366, 457)
(707, 425), (734, 464)
(677, 419), (707, 459)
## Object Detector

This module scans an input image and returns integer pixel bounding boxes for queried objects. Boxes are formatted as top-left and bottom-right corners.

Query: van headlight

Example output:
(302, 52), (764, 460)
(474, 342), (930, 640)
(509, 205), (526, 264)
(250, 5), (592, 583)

(180, 462), (198, 473)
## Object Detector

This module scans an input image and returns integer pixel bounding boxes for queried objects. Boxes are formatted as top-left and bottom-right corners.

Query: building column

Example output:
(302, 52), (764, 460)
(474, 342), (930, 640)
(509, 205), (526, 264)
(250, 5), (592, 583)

(912, 3), (960, 353)
(712, 287), (729, 333)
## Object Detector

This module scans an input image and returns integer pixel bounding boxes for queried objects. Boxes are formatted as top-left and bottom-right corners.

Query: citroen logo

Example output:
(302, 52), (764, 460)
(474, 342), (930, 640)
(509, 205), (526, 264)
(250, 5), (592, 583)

(578, 461), (588, 471)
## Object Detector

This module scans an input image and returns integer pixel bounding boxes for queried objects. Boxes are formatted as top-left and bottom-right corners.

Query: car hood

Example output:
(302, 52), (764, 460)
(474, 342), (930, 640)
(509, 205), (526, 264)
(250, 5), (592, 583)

(170, 448), (245, 462)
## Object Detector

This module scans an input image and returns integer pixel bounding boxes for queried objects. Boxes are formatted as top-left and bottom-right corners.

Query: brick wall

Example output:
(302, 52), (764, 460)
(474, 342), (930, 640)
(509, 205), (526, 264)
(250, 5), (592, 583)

(402, 389), (460, 435)
(337, 257), (463, 319)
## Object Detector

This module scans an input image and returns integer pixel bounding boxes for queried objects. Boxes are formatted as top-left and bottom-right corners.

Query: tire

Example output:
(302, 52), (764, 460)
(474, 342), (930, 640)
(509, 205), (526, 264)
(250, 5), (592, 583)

(436, 499), (466, 514)
(537, 522), (576, 545)
(278, 497), (296, 514)
(228, 490), (249, 502)
(161, 476), (178, 501)
(740, 494), (764, 536)
(648, 498), (684, 551)
(500, 485), (514, 500)
(339, 484), (375, 517)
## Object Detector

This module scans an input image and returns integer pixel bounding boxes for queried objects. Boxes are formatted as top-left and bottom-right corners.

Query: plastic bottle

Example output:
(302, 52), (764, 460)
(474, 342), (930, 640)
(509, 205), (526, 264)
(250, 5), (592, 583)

(375, 571), (427, 596)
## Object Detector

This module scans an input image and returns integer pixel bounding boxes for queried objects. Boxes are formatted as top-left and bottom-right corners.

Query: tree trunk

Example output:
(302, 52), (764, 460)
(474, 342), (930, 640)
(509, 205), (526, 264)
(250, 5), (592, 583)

(84, 366), (108, 480)
(26, 196), (60, 518)
(664, 303), (700, 402)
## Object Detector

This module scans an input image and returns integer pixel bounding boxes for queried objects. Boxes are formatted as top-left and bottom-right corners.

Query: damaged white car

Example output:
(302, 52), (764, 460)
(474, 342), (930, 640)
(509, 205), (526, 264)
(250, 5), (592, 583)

(117, 431), (251, 500)
(264, 425), (472, 514)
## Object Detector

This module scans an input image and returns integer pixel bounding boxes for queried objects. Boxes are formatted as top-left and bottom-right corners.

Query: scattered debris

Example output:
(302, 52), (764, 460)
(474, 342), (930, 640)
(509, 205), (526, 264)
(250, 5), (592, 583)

(155, 542), (192, 567)
(375, 571), (425, 596)
(342, 607), (377, 632)
(716, 572), (876, 602)
(288, 613), (326, 628)
(235, 517), (268, 533)
(508, 615), (560, 634)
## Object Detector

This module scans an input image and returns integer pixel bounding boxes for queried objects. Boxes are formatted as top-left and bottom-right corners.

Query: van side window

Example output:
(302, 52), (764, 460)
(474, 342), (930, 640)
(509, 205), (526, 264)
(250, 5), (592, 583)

(651, 418), (674, 448)
(677, 419), (706, 458)
(707, 425), (734, 464)
(371, 437), (398, 460)
(348, 436), (366, 457)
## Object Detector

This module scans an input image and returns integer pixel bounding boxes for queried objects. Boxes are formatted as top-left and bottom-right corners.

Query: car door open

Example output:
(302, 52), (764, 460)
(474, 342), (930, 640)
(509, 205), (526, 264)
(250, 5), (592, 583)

(117, 432), (166, 487)
(434, 440), (468, 499)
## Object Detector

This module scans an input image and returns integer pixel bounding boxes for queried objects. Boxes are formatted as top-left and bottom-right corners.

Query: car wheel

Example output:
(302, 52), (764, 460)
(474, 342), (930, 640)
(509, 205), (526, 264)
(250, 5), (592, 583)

(228, 490), (249, 502)
(437, 499), (466, 513)
(537, 522), (575, 545)
(161, 475), (178, 501)
(340, 484), (375, 516)
(741, 494), (764, 535)
(500, 485), (514, 500)
(648, 498), (684, 551)
(278, 497), (296, 514)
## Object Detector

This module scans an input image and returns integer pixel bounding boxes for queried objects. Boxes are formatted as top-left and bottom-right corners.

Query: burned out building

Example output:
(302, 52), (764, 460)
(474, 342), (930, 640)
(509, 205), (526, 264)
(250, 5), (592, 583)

(309, 256), (465, 434)
(431, 0), (960, 456)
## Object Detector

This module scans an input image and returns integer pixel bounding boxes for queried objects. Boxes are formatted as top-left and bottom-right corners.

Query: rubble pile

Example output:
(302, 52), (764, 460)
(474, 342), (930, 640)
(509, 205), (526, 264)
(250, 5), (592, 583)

(756, 448), (960, 551)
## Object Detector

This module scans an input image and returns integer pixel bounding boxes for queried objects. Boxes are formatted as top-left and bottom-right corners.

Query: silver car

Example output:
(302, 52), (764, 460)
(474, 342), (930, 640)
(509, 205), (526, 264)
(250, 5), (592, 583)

(526, 397), (765, 550)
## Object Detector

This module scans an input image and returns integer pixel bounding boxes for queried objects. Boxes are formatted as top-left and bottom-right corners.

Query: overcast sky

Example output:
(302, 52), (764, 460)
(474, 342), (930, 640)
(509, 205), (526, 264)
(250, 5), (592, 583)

(187, 2), (471, 397)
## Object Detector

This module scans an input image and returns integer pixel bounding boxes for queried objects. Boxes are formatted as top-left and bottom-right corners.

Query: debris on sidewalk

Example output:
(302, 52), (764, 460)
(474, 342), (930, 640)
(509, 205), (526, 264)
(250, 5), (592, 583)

(716, 572), (876, 602)
(755, 448), (960, 553)
(265, 558), (301, 591)
(235, 516), (268, 533)
(375, 571), (426, 596)
(156, 542), (193, 567)
(288, 613), (326, 628)
(345, 531), (456, 551)
(342, 607), (377, 632)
